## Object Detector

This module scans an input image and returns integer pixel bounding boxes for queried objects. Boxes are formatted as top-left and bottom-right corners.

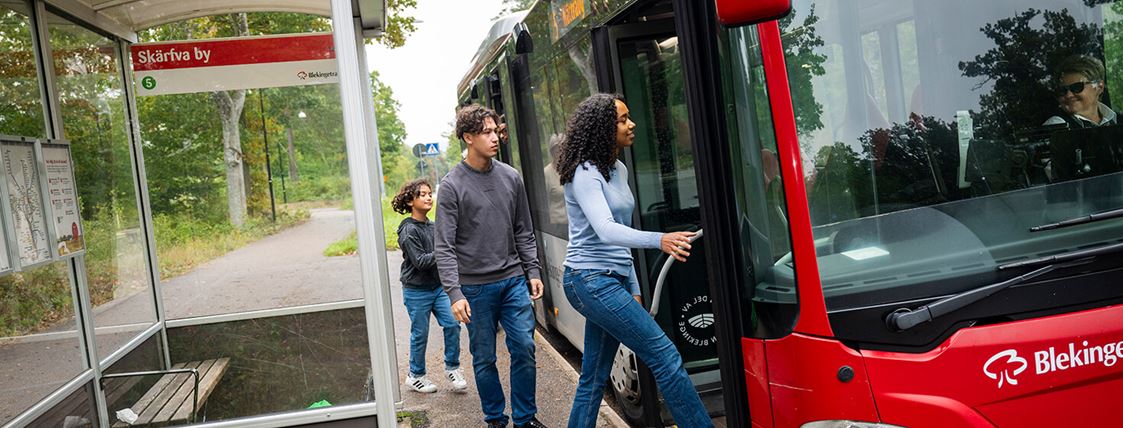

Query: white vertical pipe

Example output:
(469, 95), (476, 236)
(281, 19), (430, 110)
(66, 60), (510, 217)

(328, 1), (399, 427)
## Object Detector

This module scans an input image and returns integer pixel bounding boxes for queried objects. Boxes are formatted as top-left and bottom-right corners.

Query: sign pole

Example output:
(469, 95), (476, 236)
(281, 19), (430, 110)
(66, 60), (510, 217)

(259, 90), (277, 222)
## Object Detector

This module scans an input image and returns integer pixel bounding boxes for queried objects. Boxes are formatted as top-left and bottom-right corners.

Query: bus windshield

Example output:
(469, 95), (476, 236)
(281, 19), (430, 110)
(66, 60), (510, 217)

(782, 0), (1123, 311)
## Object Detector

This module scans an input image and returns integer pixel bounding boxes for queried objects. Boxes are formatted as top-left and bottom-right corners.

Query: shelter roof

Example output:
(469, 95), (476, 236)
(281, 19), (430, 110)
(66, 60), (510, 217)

(46, 0), (384, 41)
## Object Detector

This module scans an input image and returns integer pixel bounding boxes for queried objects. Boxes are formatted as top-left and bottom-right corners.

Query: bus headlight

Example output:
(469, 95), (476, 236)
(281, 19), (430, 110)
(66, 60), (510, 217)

(801, 421), (904, 428)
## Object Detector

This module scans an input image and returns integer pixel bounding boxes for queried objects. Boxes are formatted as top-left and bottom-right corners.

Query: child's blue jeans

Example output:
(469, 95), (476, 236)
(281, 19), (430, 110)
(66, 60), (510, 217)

(402, 286), (461, 377)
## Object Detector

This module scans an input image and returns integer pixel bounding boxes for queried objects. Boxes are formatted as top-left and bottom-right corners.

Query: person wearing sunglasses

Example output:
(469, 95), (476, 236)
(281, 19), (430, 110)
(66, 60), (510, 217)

(1044, 54), (1117, 128)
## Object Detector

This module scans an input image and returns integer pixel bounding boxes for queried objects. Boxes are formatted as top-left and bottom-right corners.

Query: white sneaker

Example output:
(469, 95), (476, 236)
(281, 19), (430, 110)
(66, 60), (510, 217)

(405, 375), (437, 393)
(445, 368), (468, 391)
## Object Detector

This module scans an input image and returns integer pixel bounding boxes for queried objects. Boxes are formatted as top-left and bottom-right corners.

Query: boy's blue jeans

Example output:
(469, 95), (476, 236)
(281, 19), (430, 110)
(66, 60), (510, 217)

(402, 286), (461, 378)
(461, 276), (537, 426)
(562, 267), (713, 428)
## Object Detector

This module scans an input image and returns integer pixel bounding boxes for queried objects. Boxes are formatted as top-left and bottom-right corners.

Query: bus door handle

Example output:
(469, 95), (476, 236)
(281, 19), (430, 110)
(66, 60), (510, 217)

(650, 229), (703, 317)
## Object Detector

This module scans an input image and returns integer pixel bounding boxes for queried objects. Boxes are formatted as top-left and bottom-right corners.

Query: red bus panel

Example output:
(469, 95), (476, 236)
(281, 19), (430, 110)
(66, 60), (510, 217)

(863, 304), (1123, 426)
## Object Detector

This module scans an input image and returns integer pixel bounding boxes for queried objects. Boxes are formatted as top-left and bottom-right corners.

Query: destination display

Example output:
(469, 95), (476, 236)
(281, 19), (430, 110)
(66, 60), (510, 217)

(42, 143), (83, 256)
(1, 140), (50, 267)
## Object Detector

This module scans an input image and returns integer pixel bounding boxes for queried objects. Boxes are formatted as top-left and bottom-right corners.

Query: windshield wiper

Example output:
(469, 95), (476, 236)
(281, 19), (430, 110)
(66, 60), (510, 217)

(998, 240), (1123, 270)
(884, 238), (1123, 332)
(1030, 207), (1123, 232)
(886, 264), (1060, 331)
(886, 240), (1123, 331)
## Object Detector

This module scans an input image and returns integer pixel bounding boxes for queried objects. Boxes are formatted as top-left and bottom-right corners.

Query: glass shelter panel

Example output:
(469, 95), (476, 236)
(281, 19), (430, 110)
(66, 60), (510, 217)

(0, 0), (45, 138)
(47, 11), (156, 361)
(165, 308), (370, 423)
(785, 0), (1123, 311)
(0, 261), (84, 424)
(28, 380), (100, 427)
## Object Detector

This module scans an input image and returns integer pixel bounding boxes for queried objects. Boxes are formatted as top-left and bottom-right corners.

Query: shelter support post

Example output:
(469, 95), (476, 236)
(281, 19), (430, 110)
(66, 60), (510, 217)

(329, 1), (401, 427)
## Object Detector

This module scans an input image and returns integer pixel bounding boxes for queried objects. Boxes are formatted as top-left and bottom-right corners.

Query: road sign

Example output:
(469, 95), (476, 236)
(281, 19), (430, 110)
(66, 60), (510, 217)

(412, 143), (440, 158)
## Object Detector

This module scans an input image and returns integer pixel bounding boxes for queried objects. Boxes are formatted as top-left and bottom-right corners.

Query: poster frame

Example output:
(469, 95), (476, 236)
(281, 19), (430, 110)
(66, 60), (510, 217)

(0, 135), (50, 271)
(38, 139), (84, 259)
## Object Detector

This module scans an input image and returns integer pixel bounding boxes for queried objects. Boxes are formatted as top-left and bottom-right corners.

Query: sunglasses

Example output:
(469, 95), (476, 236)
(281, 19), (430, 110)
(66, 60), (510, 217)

(1055, 80), (1098, 96)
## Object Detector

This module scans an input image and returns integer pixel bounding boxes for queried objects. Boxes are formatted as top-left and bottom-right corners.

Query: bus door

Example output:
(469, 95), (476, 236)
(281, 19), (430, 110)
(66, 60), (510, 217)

(595, 3), (724, 424)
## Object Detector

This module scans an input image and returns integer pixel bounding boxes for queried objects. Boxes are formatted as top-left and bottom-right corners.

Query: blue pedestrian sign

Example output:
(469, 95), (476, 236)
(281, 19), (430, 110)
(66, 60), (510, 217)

(412, 143), (442, 158)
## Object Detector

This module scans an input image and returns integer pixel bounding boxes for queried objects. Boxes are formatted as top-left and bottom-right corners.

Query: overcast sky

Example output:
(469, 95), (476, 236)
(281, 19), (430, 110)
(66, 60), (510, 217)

(366, 0), (507, 151)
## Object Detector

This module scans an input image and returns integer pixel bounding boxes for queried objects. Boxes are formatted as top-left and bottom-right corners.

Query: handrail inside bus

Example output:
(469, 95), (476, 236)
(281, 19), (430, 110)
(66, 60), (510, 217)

(650, 229), (703, 317)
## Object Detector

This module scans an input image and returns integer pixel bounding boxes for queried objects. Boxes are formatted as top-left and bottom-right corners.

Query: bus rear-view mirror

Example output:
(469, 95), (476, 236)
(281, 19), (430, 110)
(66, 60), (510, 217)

(714, 0), (792, 26)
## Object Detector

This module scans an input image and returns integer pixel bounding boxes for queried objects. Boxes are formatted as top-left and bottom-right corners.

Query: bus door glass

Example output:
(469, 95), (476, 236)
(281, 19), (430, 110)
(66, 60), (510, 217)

(611, 23), (722, 390)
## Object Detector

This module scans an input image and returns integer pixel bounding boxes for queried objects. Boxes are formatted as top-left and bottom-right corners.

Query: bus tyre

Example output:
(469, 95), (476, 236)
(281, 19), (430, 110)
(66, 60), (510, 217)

(609, 346), (645, 423)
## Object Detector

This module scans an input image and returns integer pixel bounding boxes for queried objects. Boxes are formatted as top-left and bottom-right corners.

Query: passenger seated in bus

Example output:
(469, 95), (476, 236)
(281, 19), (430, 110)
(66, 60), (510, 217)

(1039, 55), (1120, 183)
(556, 93), (712, 428)
(497, 115), (509, 145)
(1044, 55), (1117, 128)
(391, 179), (468, 395)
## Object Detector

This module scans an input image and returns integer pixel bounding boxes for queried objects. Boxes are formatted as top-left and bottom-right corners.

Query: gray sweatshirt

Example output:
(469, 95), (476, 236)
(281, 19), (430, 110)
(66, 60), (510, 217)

(435, 160), (541, 303)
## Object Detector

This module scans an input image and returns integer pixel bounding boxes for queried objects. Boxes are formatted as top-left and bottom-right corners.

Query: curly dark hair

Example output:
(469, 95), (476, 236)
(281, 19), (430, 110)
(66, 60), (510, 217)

(557, 93), (625, 184)
(455, 104), (499, 142)
(391, 179), (432, 215)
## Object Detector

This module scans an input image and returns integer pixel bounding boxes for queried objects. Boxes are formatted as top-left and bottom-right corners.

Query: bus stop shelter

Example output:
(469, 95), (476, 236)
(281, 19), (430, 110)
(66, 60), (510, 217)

(0, 0), (400, 426)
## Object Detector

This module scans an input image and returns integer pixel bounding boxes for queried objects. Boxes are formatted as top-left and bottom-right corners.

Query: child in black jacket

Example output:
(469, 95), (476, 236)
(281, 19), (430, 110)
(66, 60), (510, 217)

(392, 179), (466, 393)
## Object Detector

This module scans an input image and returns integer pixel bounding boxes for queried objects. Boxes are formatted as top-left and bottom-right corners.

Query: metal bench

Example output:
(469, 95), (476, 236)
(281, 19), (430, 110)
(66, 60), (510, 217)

(105, 358), (230, 427)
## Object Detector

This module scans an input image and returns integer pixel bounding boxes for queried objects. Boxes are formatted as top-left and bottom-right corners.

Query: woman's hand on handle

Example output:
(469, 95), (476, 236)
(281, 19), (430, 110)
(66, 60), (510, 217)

(660, 231), (695, 262)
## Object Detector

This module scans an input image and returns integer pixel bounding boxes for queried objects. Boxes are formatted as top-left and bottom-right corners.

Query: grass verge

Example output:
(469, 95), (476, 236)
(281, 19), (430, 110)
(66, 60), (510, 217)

(323, 197), (408, 256)
(154, 209), (311, 280)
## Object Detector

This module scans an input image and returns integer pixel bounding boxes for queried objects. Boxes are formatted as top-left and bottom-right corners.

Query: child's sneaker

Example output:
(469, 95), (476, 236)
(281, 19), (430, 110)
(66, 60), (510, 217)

(405, 375), (437, 393)
(446, 368), (468, 391)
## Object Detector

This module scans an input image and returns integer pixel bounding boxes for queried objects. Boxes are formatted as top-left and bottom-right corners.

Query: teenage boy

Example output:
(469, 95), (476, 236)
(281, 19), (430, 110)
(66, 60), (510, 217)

(435, 104), (547, 428)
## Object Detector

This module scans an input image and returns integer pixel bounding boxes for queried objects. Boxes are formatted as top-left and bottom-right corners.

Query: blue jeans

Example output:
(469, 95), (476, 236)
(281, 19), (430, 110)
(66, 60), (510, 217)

(562, 267), (713, 428)
(402, 286), (461, 377)
(461, 276), (537, 426)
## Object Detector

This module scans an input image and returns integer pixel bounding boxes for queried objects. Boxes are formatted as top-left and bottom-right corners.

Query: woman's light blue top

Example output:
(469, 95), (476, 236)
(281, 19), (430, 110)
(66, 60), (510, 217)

(564, 160), (662, 295)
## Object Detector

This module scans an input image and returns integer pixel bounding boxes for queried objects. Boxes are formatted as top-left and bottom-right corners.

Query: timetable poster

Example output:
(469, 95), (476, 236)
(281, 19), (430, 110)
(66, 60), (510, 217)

(42, 144), (83, 255)
(1, 141), (51, 266)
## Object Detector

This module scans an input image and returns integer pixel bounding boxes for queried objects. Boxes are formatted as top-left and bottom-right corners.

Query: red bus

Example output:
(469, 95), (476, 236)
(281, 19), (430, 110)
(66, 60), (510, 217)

(458, 0), (1123, 426)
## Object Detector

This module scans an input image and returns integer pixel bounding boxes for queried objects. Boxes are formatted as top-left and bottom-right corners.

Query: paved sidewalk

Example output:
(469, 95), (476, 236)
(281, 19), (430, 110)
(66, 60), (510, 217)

(385, 249), (626, 427)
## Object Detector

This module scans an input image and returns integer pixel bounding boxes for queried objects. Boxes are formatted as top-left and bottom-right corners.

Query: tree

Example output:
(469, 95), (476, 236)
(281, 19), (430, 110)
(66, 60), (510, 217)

(494, 0), (535, 19)
(379, 0), (419, 48)
(371, 70), (406, 160)
(780, 6), (828, 139)
(139, 7), (418, 223)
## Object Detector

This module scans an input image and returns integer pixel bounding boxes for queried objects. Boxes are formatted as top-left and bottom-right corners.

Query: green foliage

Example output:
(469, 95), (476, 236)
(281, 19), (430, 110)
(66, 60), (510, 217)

(780, 6), (828, 139)
(0, 263), (70, 337)
(323, 231), (357, 256)
(379, 0), (419, 49)
(494, 0), (535, 19)
(289, 175), (353, 202)
(323, 196), (409, 256)
(152, 209), (309, 280)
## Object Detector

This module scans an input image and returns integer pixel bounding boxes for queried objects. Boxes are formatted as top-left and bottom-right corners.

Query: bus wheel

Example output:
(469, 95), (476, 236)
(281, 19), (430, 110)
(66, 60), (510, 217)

(610, 345), (644, 423)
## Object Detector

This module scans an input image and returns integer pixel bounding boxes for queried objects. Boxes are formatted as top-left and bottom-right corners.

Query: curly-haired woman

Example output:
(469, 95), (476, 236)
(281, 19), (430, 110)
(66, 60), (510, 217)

(558, 94), (711, 428)
(392, 179), (468, 394)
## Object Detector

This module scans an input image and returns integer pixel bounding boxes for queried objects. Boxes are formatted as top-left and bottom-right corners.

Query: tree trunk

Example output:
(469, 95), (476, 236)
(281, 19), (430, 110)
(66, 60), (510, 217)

(213, 90), (247, 226)
(211, 13), (251, 227)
